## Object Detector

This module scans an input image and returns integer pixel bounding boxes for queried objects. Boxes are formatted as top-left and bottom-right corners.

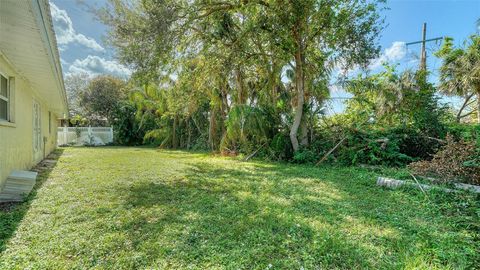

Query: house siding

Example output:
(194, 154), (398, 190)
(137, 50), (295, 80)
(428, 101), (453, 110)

(0, 54), (59, 188)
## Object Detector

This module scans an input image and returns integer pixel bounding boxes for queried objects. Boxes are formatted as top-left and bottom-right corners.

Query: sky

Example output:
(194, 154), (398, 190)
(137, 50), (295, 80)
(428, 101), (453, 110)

(50, 0), (480, 112)
(50, 0), (129, 78)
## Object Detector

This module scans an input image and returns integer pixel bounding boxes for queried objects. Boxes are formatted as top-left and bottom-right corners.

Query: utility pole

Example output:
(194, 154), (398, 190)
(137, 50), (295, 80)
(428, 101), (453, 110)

(406, 23), (443, 71)
(420, 23), (427, 71)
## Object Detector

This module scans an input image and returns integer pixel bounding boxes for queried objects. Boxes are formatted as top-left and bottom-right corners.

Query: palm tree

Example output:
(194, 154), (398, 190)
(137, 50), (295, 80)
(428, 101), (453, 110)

(435, 35), (480, 123)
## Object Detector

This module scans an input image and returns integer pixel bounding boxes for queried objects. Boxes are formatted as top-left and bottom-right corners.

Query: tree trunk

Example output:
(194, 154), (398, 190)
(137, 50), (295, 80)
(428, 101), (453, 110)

(290, 35), (305, 152)
(235, 67), (246, 105)
(219, 79), (228, 140)
(208, 109), (216, 151)
(477, 91), (480, 124)
(172, 114), (178, 149)
(192, 116), (204, 136)
(456, 93), (474, 122)
(187, 118), (191, 149)
(300, 117), (308, 146)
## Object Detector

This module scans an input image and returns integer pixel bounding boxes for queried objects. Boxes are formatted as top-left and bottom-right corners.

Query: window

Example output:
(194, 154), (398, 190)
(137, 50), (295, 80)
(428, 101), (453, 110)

(0, 74), (8, 121)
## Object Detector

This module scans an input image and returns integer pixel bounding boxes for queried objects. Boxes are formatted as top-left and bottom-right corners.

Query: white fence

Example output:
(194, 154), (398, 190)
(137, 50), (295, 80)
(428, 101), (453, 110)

(58, 126), (113, 146)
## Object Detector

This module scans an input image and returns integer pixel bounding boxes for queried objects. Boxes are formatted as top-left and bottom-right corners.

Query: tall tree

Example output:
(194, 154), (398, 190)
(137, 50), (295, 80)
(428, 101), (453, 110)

(249, 0), (384, 151)
(64, 72), (90, 117)
(80, 75), (127, 125)
(436, 35), (480, 123)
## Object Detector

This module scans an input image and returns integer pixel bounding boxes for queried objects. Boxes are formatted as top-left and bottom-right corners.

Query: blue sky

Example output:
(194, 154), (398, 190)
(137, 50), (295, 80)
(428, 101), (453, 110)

(380, 0), (479, 73)
(50, 0), (479, 111)
(50, 0), (129, 78)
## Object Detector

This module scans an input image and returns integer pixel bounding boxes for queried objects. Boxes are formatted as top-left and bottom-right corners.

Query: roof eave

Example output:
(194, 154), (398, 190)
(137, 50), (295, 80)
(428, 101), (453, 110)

(31, 0), (69, 117)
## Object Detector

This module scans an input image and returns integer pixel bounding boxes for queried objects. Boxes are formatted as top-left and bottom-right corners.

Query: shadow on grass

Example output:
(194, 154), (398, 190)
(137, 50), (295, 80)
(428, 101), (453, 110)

(113, 160), (434, 268)
(0, 149), (64, 253)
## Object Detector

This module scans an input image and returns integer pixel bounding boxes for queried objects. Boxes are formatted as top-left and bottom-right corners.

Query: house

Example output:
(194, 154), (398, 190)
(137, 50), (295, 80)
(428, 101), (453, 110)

(0, 0), (68, 189)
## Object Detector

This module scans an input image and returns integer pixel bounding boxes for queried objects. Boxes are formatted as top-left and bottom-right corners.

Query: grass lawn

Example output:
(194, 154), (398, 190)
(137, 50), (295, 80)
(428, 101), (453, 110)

(0, 147), (478, 269)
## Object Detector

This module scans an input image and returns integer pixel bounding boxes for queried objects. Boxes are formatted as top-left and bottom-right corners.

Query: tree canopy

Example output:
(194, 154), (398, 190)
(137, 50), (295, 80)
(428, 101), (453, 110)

(97, 0), (385, 152)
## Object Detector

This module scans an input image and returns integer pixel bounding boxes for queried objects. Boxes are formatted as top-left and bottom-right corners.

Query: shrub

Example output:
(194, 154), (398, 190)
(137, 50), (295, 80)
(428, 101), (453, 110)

(268, 133), (293, 161)
(111, 101), (146, 145)
(292, 149), (317, 164)
(221, 105), (273, 154)
(393, 127), (442, 160)
(447, 123), (480, 144)
(409, 135), (480, 184)
(333, 129), (413, 166)
(143, 129), (169, 146)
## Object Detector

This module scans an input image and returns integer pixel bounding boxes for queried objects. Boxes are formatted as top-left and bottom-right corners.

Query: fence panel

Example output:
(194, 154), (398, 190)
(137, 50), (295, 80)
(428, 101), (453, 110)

(57, 126), (113, 146)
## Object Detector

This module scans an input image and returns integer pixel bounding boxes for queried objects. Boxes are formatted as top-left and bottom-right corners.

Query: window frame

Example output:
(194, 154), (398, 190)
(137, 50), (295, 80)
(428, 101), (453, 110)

(0, 72), (10, 122)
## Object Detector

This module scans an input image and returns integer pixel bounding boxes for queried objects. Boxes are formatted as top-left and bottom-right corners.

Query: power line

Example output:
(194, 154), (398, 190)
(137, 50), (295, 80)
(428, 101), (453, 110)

(406, 23), (443, 71)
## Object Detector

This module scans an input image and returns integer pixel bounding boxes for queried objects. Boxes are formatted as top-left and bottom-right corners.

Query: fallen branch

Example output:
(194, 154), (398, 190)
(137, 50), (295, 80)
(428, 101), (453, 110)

(375, 138), (389, 149)
(377, 177), (480, 194)
(453, 183), (480, 193)
(424, 136), (446, 144)
(243, 142), (267, 162)
(359, 164), (383, 171)
(415, 176), (480, 193)
(376, 177), (455, 193)
(316, 136), (347, 166)
(409, 173), (428, 198)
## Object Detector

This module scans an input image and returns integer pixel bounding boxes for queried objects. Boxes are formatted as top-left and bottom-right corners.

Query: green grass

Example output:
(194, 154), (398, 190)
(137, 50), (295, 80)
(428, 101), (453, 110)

(0, 147), (478, 269)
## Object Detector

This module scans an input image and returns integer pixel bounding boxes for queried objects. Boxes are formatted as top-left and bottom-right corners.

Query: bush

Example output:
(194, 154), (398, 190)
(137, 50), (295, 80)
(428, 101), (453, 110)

(221, 105), (273, 155)
(447, 123), (480, 144)
(393, 127), (443, 160)
(409, 135), (480, 184)
(292, 149), (317, 164)
(268, 133), (294, 161)
(143, 129), (169, 146)
(337, 129), (414, 166)
(112, 102), (147, 145)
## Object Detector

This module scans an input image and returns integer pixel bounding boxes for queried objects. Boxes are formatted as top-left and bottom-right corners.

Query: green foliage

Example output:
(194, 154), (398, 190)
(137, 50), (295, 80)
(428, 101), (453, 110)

(391, 127), (441, 160)
(69, 114), (88, 127)
(292, 148), (317, 164)
(97, 0), (385, 154)
(447, 123), (480, 144)
(268, 133), (294, 161)
(309, 127), (414, 167)
(221, 105), (272, 154)
(143, 128), (169, 146)
(80, 75), (126, 123)
(435, 35), (480, 123)
(338, 130), (413, 166)
(330, 68), (450, 163)
(111, 101), (147, 145)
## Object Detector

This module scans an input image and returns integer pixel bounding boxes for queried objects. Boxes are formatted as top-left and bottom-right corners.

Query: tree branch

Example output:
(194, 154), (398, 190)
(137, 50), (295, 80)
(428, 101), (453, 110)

(456, 92), (475, 122)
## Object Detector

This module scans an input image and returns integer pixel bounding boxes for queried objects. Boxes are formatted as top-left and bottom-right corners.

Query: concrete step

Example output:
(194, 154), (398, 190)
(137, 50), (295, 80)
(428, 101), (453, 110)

(0, 170), (37, 202)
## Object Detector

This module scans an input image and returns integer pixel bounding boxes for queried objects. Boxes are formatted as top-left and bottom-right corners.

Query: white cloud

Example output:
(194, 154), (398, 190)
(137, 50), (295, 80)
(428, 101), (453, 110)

(68, 55), (131, 78)
(370, 41), (407, 69)
(50, 2), (104, 52)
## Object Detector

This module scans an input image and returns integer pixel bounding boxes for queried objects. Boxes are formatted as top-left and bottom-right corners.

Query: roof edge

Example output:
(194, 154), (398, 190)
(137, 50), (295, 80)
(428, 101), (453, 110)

(30, 0), (69, 117)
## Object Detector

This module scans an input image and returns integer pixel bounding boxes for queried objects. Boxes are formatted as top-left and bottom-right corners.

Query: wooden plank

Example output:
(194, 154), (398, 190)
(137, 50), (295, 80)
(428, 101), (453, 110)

(0, 170), (37, 202)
